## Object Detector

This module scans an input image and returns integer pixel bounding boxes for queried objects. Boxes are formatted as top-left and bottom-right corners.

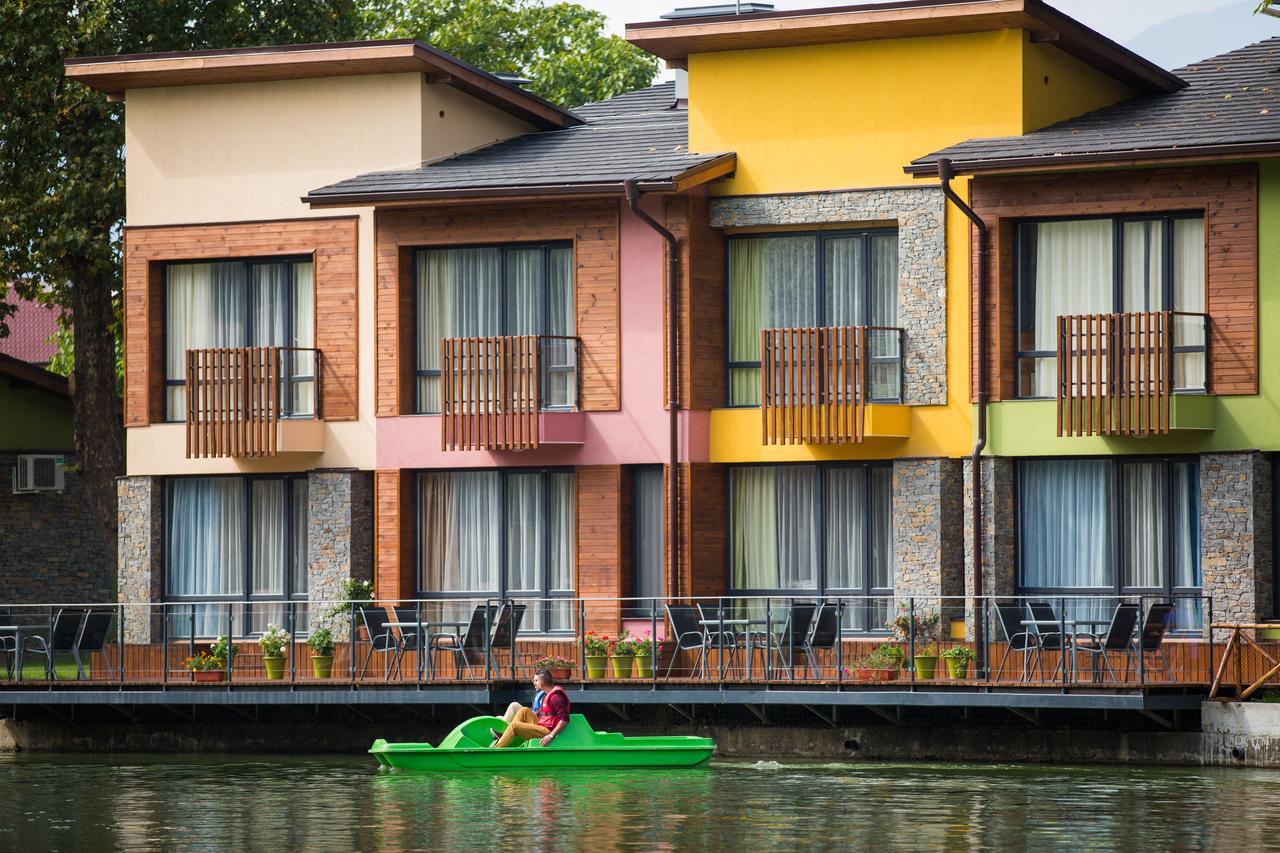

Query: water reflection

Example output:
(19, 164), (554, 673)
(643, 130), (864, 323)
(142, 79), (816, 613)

(2, 753), (1279, 850)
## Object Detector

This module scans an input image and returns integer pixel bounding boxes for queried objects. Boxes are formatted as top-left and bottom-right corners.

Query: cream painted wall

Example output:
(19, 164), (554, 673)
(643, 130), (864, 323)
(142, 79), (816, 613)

(123, 72), (533, 475)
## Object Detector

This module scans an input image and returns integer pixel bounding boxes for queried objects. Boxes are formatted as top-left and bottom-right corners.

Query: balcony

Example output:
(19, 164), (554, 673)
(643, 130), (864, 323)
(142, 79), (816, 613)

(760, 326), (906, 445)
(441, 335), (580, 451)
(1056, 311), (1211, 437)
(184, 346), (323, 459)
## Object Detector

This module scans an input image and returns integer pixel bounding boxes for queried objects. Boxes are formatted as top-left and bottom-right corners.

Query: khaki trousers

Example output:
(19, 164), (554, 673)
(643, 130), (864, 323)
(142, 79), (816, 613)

(494, 705), (549, 748)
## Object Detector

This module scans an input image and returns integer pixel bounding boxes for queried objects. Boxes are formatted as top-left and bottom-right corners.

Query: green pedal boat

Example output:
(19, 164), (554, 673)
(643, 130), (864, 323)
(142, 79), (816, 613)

(370, 714), (715, 771)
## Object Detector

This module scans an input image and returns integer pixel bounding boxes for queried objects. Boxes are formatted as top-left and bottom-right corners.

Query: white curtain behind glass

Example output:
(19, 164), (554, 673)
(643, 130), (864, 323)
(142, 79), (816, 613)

(291, 262), (316, 415)
(1031, 220), (1113, 396)
(728, 237), (816, 405)
(1174, 218), (1207, 390)
(825, 467), (866, 591)
(633, 468), (664, 606)
(824, 238), (862, 326)
(1121, 462), (1167, 588)
(776, 466), (819, 590)
(731, 467), (779, 588)
(251, 480), (286, 597)
(415, 248), (502, 412)
(1121, 221), (1164, 312)
(1020, 459), (1111, 588)
(418, 471), (500, 593)
(165, 262), (247, 419)
(506, 473), (544, 595)
(547, 472), (575, 631)
(167, 477), (245, 635)
(292, 479), (309, 596)
(1172, 461), (1202, 628)
(544, 247), (576, 409)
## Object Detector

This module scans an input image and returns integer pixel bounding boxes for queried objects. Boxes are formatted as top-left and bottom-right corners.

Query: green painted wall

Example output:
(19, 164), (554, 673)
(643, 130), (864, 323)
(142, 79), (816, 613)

(0, 377), (74, 451)
(985, 158), (1280, 458)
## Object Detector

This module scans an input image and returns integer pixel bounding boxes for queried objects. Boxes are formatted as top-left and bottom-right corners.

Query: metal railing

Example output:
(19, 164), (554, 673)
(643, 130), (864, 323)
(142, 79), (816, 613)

(441, 335), (580, 451)
(760, 326), (904, 445)
(185, 346), (322, 458)
(0, 594), (1217, 692)
(1056, 311), (1208, 437)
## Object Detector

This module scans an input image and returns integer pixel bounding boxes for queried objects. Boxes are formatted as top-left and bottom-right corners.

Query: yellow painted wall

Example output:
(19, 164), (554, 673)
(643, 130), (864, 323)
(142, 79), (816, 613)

(1021, 36), (1134, 132)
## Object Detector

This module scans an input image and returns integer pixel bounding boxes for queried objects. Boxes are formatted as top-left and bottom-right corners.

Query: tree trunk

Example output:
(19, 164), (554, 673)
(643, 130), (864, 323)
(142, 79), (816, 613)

(68, 270), (124, 598)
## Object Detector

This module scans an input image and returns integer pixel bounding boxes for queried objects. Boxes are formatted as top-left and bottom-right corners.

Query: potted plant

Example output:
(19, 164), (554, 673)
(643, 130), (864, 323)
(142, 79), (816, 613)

(327, 579), (375, 638)
(308, 626), (335, 678)
(941, 645), (976, 679)
(854, 644), (904, 683)
(532, 655), (574, 682)
(889, 603), (940, 680)
(609, 632), (638, 678)
(584, 632), (609, 679)
(632, 634), (657, 678)
(184, 635), (238, 682)
(258, 624), (289, 680)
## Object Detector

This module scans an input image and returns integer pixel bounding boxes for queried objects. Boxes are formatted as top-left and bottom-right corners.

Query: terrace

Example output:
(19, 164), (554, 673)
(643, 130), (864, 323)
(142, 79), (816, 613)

(0, 596), (1240, 719)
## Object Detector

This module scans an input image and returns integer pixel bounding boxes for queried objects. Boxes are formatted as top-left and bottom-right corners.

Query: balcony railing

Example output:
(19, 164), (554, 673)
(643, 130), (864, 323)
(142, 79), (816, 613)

(441, 335), (580, 451)
(185, 346), (321, 459)
(760, 326), (903, 445)
(1056, 311), (1208, 437)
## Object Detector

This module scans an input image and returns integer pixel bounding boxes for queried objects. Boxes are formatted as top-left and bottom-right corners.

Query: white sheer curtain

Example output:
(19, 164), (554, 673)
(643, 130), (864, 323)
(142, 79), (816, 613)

(415, 248), (502, 412)
(824, 238), (862, 326)
(633, 468), (665, 606)
(505, 249), (542, 334)
(1019, 459), (1112, 588)
(251, 480), (286, 597)
(291, 262), (316, 415)
(1122, 462), (1167, 588)
(1122, 221), (1164, 312)
(776, 466), (818, 590)
(547, 472), (575, 631)
(418, 471), (500, 594)
(506, 473), (544, 596)
(544, 247), (576, 409)
(728, 236), (816, 405)
(825, 467), (866, 591)
(869, 234), (901, 399)
(1174, 218), (1207, 390)
(1172, 461), (1202, 628)
(167, 478), (245, 636)
(1030, 220), (1113, 396)
(164, 262), (247, 419)
(731, 467), (779, 589)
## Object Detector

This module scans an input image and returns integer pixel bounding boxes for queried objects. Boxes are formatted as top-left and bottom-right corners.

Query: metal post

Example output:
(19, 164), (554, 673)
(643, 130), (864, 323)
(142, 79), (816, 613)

(484, 600), (492, 683)
(1207, 595), (1214, 686)
(416, 599), (424, 687)
(189, 604), (196, 682)
(651, 596), (659, 687)
(1059, 596), (1068, 686)
(836, 599), (844, 685)
(982, 596), (990, 684)
(119, 603), (126, 686)
(578, 598), (585, 679)
(718, 596), (726, 684)
(764, 598), (772, 683)
(1137, 595), (1146, 688)
(908, 597), (916, 684)
(349, 602), (356, 685)
(509, 598), (516, 682)
(225, 604), (233, 684)
(289, 601), (296, 684)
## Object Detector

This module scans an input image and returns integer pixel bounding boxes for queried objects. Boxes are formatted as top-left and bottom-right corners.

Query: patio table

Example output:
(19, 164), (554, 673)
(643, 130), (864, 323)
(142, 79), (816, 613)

(699, 618), (763, 678)
(1022, 619), (1077, 681)
(388, 620), (471, 678)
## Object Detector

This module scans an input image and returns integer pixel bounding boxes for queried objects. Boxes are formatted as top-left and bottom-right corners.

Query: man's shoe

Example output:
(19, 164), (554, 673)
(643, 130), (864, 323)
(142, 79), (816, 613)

(489, 727), (501, 746)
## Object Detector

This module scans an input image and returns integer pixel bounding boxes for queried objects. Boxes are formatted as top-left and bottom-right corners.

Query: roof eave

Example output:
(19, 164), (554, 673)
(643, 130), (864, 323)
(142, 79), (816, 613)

(0, 353), (70, 399)
(905, 140), (1280, 177)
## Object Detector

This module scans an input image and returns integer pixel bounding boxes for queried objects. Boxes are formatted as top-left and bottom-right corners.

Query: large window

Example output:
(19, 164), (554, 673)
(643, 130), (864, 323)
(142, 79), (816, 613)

(1018, 457), (1201, 627)
(630, 467), (665, 616)
(165, 476), (309, 637)
(164, 258), (315, 421)
(730, 463), (892, 631)
(413, 244), (575, 414)
(416, 469), (574, 633)
(727, 230), (899, 406)
(1016, 214), (1206, 398)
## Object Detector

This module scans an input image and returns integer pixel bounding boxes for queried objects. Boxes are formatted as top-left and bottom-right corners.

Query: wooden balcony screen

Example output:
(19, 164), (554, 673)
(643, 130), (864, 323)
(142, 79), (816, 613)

(186, 346), (281, 459)
(1056, 311), (1205, 437)
(761, 326), (870, 446)
(442, 335), (542, 451)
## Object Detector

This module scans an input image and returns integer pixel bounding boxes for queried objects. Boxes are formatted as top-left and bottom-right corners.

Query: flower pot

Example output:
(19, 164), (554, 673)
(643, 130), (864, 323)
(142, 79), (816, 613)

(634, 654), (655, 678)
(949, 619), (967, 641)
(585, 655), (608, 679)
(548, 667), (572, 682)
(609, 655), (634, 679)
(311, 655), (333, 679)
(263, 656), (286, 680)
(1260, 627), (1280, 641)
(913, 655), (938, 679)
(854, 668), (898, 683)
(192, 670), (225, 683)
(945, 657), (970, 679)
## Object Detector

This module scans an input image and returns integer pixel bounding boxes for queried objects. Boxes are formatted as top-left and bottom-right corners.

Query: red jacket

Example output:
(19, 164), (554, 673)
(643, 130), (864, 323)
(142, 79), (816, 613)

(536, 685), (570, 729)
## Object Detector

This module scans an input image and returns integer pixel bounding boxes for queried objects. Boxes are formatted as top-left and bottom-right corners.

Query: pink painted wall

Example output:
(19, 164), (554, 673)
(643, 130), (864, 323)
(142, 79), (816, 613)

(376, 196), (711, 470)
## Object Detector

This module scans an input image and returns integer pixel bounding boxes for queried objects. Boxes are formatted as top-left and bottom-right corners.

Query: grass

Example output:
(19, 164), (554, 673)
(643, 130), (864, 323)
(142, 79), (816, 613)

(7, 655), (84, 681)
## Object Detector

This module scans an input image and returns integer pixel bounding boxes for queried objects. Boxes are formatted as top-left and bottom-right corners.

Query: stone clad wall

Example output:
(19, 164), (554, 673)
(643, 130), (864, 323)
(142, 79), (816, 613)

(709, 187), (947, 406)
(1201, 452), (1273, 625)
(308, 469), (374, 641)
(963, 457), (1016, 601)
(0, 453), (111, 604)
(117, 475), (162, 644)
(892, 458), (964, 604)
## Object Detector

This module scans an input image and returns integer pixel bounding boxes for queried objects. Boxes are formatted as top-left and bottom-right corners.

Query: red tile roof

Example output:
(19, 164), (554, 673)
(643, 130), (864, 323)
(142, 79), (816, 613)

(1, 286), (61, 366)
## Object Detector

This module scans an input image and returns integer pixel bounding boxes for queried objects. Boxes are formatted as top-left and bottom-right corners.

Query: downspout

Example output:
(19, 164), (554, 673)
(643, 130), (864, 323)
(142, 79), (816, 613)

(936, 158), (989, 663)
(624, 179), (681, 599)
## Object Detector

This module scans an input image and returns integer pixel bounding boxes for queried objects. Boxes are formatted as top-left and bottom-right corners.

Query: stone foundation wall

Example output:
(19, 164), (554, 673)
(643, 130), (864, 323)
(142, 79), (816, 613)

(307, 469), (374, 641)
(892, 458), (965, 604)
(117, 475), (162, 644)
(0, 453), (113, 605)
(1201, 452), (1273, 625)
(709, 188), (946, 406)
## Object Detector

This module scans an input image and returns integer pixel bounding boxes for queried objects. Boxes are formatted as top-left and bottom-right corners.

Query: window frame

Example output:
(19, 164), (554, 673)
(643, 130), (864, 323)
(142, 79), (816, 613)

(1013, 212), (1207, 400)
(410, 241), (576, 415)
(412, 467), (576, 635)
(628, 465), (665, 617)
(161, 255), (317, 423)
(724, 227), (900, 409)
(162, 473), (310, 637)
(1014, 455), (1201, 606)
(726, 461), (893, 634)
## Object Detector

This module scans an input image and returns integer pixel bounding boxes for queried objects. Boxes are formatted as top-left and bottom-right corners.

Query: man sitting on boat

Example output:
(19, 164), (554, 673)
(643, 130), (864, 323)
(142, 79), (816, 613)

(490, 669), (570, 748)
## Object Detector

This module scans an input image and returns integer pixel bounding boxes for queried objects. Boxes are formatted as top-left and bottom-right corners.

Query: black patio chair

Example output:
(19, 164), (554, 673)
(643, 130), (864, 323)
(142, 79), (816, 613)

(22, 608), (85, 681)
(1073, 603), (1141, 683)
(1125, 601), (1176, 682)
(769, 602), (817, 679)
(389, 605), (423, 678)
(429, 604), (498, 678)
(486, 602), (526, 675)
(1027, 600), (1072, 679)
(71, 609), (117, 680)
(0, 607), (14, 679)
(664, 604), (715, 678)
(357, 606), (398, 680)
(798, 601), (840, 678)
(994, 601), (1040, 682)
(695, 602), (742, 675)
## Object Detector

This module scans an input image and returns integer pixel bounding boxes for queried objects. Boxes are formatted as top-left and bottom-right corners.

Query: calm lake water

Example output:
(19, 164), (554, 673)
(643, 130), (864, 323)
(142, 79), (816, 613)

(1, 752), (1277, 850)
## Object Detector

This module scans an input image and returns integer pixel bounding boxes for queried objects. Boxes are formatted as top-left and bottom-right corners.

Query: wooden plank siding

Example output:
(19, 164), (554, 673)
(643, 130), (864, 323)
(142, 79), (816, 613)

(664, 195), (727, 411)
(374, 469), (415, 602)
(375, 201), (620, 417)
(577, 466), (624, 635)
(122, 216), (359, 425)
(968, 164), (1258, 401)
(679, 464), (728, 601)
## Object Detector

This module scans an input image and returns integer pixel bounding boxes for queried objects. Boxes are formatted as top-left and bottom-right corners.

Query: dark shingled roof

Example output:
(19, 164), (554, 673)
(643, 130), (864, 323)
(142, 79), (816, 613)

(908, 37), (1280, 175)
(305, 81), (734, 203)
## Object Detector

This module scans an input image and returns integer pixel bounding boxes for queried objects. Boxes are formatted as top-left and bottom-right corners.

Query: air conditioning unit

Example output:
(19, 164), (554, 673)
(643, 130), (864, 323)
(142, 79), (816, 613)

(12, 454), (65, 494)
